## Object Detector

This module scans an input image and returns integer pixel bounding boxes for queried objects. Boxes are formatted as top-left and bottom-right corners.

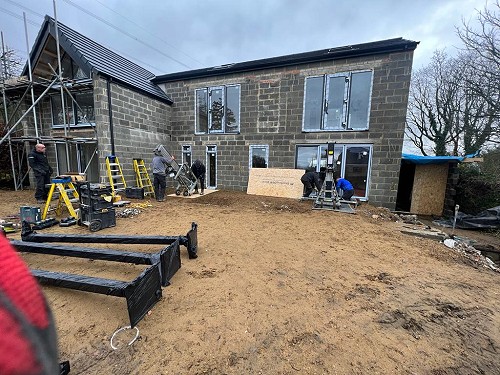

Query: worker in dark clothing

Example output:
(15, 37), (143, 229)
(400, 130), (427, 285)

(28, 143), (53, 204)
(301, 170), (322, 197)
(336, 177), (355, 200)
(191, 159), (206, 195)
(151, 150), (173, 202)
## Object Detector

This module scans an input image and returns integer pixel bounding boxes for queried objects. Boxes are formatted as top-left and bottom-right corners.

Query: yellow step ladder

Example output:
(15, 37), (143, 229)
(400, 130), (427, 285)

(133, 158), (155, 198)
(106, 155), (127, 196)
(41, 177), (80, 220)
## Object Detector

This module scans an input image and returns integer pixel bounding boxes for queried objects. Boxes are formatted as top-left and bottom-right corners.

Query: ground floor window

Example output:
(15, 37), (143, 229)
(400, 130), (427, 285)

(55, 142), (99, 182)
(249, 145), (269, 168)
(295, 143), (372, 199)
(182, 145), (192, 166)
(206, 145), (217, 189)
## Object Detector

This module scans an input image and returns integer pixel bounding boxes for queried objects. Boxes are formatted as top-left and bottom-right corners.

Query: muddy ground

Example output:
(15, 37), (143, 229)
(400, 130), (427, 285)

(1, 188), (499, 374)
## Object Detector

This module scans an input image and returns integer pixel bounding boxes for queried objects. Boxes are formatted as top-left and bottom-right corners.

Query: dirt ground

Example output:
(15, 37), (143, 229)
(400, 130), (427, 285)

(1, 188), (499, 375)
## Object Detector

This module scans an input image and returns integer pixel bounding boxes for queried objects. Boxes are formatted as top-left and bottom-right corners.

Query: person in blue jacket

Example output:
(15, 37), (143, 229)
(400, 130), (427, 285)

(336, 177), (355, 200)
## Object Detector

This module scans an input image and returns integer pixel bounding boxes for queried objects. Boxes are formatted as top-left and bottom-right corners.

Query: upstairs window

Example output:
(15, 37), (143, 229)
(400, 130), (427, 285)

(51, 91), (95, 128)
(61, 53), (89, 80)
(195, 85), (240, 134)
(303, 70), (373, 131)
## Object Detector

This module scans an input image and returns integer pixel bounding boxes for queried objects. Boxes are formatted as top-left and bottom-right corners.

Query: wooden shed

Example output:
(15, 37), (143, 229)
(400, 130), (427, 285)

(396, 154), (465, 216)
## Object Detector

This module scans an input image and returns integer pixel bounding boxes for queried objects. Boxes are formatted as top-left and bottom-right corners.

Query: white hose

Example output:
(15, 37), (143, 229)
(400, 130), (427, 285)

(110, 325), (140, 350)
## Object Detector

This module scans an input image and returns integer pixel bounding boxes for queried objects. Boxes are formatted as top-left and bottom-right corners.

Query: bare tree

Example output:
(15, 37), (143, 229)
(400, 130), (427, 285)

(406, 51), (464, 156)
(457, 1), (500, 151)
(0, 47), (23, 80)
(406, 2), (499, 156)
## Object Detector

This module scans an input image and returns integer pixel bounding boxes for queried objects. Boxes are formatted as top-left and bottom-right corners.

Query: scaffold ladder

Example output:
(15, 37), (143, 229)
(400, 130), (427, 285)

(106, 155), (127, 195)
(41, 177), (79, 220)
(133, 158), (155, 198)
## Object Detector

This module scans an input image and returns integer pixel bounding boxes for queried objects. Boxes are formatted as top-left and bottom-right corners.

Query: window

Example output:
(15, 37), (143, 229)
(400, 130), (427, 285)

(195, 85), (240, 134)
(296, 143), (372, 200)
(182, 145), (192, 166)
(55, 142), (98, 181)
(60, 53), (88, 80)
(303, 70), (372, 131)
(206, 145), (217, 188)
(249, 145), (269, 168)
(51, 91), (95, 128)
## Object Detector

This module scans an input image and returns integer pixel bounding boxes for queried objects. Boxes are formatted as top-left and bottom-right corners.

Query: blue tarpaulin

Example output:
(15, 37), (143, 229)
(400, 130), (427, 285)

(402, 151), (479, 165)
(402, 154), (465, 165)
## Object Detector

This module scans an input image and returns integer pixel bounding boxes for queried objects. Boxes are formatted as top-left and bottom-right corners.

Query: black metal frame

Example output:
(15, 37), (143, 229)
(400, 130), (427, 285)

(31, 264), (161, 328)
(21, 221), (198, 258)
(11, 239), (181, 287)
(11, 239), (181, 327)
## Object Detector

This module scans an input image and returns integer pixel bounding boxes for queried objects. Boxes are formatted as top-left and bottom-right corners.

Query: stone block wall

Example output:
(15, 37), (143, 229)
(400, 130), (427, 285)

(20, 76), (172, 187)
(93, 76), (172, 185)
(158, 50), (414, 208)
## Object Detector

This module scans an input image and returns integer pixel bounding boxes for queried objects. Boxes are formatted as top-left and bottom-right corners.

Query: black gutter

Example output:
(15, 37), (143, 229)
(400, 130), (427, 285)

(106, 77), (115, 155)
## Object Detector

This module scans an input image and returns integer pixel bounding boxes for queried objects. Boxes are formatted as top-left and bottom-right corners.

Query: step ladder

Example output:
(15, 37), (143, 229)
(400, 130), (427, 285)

(106, 155), (127, 196)
(133, 158), (155, 198)
(41, 177), (80, 220)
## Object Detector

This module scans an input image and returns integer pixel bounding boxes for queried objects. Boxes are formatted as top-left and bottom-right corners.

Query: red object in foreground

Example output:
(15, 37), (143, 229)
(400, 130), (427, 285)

(0, 234), (59, 375)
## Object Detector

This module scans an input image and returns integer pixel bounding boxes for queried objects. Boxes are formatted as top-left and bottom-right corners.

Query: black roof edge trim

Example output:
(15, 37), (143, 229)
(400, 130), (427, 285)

(153, 38), (419, 83)
(98, 72), (173, 105)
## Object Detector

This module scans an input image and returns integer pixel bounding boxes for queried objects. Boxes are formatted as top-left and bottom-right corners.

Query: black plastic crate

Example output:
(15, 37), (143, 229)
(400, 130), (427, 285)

(80, 207), (116, 231)
(79, 183), (113, 196)
(125, 187), (145, 199)
(80, 196), (114, 211)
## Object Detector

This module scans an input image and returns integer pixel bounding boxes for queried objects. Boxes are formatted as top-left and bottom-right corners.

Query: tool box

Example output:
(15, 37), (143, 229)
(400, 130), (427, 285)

(20, 206), (41, 223)
(80, 207), (116, 232)
(78, 182), (116, 231)
(125, 187), (145, 199)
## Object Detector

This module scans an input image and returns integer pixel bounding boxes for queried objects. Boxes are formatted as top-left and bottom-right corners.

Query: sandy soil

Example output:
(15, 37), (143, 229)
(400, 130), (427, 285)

(1, 188), (499, 375)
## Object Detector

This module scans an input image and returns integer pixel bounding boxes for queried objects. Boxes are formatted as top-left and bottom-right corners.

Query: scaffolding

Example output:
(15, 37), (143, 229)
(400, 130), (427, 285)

(0, 9), (98, 191)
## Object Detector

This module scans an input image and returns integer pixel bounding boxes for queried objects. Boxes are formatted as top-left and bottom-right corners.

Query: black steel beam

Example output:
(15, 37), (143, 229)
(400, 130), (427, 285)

(21, 221), (198, 257)
(32, 264), (162, 327)
(11, 239), (181, 288)
(11, 240), (153, 264)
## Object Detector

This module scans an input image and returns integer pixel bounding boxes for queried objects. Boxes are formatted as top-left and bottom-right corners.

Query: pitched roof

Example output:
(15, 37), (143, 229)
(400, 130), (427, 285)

(153, 38), (419, 83)
(23, 15), (172, 104)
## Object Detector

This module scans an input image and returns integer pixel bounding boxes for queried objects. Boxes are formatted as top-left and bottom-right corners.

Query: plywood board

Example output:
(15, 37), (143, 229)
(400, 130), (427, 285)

(247, 168), (304, 199)
(410, 164), (448, 216)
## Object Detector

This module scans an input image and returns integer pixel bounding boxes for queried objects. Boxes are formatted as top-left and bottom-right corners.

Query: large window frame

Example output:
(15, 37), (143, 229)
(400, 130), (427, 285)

(50, 90), (95, 128)
(302, 70), (373, 132)
(195, 84), (241, 134)
(295, 143), (372, 200)
(249, 145), (269, 169)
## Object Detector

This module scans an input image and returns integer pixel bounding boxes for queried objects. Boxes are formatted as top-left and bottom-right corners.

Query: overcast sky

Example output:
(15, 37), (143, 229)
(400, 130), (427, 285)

(0, 0), (493, 76)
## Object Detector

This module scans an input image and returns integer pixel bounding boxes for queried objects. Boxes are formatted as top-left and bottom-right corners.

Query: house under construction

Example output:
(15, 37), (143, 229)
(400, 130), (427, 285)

(1, 14), (418, 209)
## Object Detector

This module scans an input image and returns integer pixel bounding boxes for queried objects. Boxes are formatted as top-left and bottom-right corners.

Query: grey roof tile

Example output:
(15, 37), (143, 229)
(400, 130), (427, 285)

(24, 16), (172, 104)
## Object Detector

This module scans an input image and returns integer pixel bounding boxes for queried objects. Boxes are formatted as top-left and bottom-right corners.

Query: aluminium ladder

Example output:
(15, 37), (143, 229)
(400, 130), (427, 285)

(106, 155), (127, 196)
(41, 176), (80, 220)
(133, 158), (155, 198)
